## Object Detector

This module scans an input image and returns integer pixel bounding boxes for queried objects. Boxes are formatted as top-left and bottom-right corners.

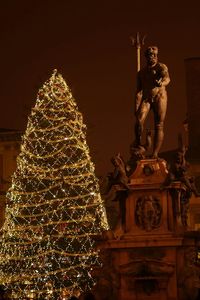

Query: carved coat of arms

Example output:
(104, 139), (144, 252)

(135, 195), (162, 231)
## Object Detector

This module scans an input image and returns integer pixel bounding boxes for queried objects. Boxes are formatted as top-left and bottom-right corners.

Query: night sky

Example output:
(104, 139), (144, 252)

(0, 0), (200, 176)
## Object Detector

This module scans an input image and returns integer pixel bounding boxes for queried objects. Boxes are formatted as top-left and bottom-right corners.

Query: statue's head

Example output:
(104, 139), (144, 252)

(145, 46), (158, 66)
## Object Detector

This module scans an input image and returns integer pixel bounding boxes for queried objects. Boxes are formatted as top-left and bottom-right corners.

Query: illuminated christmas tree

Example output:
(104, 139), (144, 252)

(0, 70), (108, 299)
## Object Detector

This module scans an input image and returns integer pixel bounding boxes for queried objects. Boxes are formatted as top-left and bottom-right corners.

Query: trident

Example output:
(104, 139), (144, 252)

(130, 32), (146, 72)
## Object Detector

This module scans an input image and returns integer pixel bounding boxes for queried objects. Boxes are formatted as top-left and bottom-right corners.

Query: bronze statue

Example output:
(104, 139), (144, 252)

(110, 153), (129, 189)
(168, 141), (200, 197)
(134, 46), (170, 158)
(166, 136), (200, 226)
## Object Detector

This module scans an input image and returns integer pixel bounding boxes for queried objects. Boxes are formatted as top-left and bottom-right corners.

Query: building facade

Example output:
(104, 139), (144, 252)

(0, 129), (22, 228)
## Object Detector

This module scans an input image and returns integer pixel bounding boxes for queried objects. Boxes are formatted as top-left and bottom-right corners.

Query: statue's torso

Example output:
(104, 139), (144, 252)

(139, 63), (168, 102)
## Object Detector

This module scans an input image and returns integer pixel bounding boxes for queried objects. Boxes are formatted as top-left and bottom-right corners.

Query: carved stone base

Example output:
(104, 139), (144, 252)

(93, 236), (200, 300)
(93, 159), (200, 299)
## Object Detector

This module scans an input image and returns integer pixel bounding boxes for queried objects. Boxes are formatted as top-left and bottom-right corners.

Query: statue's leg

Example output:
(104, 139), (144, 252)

(134, 102), (150, 146)
(152, 95), (167, 158)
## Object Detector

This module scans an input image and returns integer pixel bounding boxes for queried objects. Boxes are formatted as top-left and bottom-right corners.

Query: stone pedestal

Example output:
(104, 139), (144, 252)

(93, 159), (200, 300)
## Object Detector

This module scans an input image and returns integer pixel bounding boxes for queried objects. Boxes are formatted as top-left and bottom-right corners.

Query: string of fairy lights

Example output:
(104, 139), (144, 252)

(0, 69), (108, 299)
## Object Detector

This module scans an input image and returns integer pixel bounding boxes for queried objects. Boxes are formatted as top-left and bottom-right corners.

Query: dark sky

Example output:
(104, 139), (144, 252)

(0, 0), (200, 176)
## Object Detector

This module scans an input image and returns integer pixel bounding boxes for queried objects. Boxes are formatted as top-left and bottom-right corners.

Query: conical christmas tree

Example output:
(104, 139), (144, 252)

(0, 70), (108, 299)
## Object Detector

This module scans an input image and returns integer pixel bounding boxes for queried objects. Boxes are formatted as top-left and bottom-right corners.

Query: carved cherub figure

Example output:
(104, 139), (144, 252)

(110, 153), (129, 189)
(169, 143), (199, 197)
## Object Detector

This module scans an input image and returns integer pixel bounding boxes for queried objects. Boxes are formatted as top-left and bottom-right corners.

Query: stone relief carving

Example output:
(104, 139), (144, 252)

(135, 195), (162, 231)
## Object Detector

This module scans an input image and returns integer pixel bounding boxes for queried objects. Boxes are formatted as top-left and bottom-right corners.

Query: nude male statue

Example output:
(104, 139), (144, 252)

(134, 46), (170, 158)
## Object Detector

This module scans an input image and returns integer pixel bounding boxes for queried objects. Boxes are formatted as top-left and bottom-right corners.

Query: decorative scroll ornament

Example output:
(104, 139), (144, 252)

(135, 196), (162, 231)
